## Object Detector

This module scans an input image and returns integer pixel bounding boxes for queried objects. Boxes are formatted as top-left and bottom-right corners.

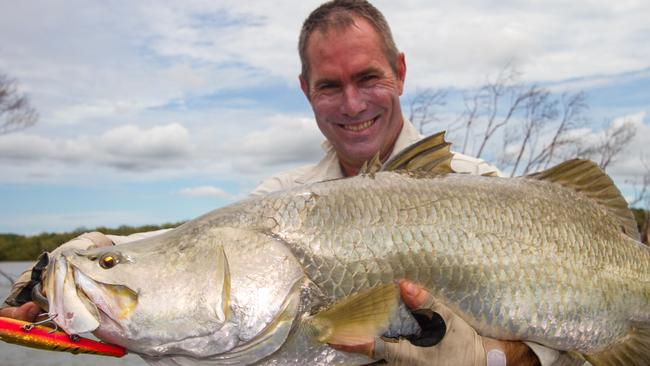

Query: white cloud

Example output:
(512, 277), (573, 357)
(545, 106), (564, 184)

(180, 186), (232, 199)
(214, 115), (323, 175)
(2, 0), (649, 131)
(0, 123), (192, 171)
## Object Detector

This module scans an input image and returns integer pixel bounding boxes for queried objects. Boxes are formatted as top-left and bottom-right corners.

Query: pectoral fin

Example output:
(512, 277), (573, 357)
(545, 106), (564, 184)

(304, 283), (399, 346)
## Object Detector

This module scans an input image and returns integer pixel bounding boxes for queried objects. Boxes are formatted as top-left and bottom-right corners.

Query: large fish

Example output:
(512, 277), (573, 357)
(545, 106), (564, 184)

(41, 133), (650, 366)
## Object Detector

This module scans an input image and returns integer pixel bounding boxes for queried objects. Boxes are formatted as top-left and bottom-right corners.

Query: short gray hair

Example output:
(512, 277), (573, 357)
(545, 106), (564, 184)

(298, 0), (400, 84)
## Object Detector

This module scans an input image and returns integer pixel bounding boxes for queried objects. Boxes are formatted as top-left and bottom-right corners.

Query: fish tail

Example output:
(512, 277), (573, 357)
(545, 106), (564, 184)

(583, 322), (650, 366)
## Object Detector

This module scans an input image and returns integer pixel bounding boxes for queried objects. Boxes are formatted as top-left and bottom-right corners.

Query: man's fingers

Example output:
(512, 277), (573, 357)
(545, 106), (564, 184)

(0, 302), (41, 322)
(399, 280), (432, 309)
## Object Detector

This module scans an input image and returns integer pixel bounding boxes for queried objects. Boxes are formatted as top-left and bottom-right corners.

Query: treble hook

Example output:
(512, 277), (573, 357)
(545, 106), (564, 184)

(21, 313), (59, 333)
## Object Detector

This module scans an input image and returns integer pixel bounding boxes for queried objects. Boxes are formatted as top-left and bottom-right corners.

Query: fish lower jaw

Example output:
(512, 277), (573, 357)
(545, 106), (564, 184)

(340, 117), (376, 132)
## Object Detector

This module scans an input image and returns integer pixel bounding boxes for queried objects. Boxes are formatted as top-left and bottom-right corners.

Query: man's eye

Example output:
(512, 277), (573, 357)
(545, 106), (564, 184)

(317, 84), (336, 91)
(360, 74), (378, 83)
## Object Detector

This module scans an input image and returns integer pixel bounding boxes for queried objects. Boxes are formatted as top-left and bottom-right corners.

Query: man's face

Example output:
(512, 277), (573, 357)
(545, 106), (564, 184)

(300, 17), (406, 174)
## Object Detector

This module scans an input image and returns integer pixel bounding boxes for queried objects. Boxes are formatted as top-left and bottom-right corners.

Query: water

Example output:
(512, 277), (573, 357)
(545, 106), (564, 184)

(0, 261), (146, 366)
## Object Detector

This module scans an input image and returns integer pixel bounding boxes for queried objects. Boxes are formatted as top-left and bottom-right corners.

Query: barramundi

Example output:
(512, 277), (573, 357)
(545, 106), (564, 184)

(41, 133), (650, 365)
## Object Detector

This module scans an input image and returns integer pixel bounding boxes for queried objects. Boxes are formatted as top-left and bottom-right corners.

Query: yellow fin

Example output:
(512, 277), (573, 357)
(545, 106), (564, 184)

(583, 322), (650, 366)
(382, 131), (456, 174)
(305, 283), (398, 346)
(527, 159), (640, 241)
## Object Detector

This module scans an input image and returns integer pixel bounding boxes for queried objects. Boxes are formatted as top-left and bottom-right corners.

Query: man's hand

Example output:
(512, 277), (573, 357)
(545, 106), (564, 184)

(0, 302), (40, 322)
(331, 280), (541, 366)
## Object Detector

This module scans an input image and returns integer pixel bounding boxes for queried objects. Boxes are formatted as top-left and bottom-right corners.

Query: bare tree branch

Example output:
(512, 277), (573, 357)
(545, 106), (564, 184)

(459, 89), (481, 154)
(519, 92), (587, 174)
(577, 119), (637, 169)
(627, 159), (650, 207)
(0, 72), (38, 135)
(509, 89), (554, 175)
(408, 87), (447, 135)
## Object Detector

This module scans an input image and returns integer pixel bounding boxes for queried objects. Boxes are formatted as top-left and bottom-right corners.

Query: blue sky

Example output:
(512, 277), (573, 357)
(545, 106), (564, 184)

(0, 0), (649, 234)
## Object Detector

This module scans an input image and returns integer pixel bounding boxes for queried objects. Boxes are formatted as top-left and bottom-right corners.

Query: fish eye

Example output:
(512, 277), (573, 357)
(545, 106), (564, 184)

(99, 253), (119, 269)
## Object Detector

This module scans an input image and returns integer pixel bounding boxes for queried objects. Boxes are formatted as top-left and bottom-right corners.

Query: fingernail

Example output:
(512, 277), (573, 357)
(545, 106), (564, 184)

(403, 282), (419, 297)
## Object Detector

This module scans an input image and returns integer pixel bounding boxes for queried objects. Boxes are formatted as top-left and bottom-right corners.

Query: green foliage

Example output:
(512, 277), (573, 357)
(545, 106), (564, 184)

(0, 222), (183, 261)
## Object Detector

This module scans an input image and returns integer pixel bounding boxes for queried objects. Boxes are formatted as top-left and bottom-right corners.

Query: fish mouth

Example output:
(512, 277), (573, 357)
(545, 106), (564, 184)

(44, 255), (138, 336)
(45, 256), (101, 335)
(338, 116), (379, 132)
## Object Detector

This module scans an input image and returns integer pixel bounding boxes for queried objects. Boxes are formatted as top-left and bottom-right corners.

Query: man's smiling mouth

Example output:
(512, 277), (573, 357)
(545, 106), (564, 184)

(340, 117), (377, 132)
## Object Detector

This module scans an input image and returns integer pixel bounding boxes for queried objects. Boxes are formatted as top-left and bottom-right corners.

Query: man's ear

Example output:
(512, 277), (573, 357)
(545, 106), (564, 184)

(299, 74), (310, 101)
(396, 52), (406, 95)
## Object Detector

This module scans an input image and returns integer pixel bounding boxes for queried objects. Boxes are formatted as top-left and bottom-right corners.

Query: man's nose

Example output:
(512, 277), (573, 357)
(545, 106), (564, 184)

(340, 85), (367, 117)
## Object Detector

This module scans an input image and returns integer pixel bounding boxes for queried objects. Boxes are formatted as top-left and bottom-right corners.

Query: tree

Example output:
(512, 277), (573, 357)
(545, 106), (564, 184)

(442, 65), (590, 177)
(408, 87), (446, 134)
(0, 72), (38, 135)
(575, 119), (637, 170)
(408, 65), (628, 177)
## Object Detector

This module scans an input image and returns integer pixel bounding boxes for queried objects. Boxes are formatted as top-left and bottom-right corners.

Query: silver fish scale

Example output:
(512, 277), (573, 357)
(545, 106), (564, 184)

(215, 171), (650, 353)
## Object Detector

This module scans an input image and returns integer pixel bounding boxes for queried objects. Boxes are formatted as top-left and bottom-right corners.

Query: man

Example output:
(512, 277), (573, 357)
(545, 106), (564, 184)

(253, 1), (565, 365)
(2, 1), (566, 365)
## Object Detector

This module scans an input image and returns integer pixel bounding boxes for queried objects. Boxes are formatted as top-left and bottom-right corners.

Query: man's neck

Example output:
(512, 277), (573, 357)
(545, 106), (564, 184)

(338, 147), (393, 177)
(340, 159), (361, 177)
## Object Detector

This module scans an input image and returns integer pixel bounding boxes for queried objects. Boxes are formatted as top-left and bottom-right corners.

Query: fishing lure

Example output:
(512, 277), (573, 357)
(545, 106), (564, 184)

(0, 316), (126, 357)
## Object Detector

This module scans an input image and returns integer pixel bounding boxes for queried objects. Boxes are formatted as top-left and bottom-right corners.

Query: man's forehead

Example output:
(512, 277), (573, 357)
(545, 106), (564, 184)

(307, 18), (383, 63)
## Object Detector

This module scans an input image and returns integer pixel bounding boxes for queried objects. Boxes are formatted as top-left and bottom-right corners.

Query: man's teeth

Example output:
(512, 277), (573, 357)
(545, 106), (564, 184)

(343, 119), (375, 131)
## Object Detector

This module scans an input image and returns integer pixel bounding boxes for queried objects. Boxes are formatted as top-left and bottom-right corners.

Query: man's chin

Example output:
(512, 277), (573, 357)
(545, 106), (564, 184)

(338, 147), (382, 167)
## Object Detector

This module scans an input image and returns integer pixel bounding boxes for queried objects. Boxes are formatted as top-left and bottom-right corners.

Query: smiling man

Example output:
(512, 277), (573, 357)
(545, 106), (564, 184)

(252, 1), (496, 197)
(251, 1), (568, 366)
(300, 12), (405, 177)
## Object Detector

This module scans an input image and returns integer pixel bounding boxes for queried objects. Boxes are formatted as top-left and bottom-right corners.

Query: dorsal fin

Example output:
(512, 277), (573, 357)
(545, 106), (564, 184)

(359, 152), (382, 176)
(382, 131), (456, 174)
(528, 159), (640, 241)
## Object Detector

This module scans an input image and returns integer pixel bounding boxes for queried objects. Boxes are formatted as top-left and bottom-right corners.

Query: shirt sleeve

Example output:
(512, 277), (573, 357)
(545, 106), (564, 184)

(524, 342), (559, 365)
(250, 164), (316, 197)
(107, 228), (171, 245)
(450, 152), (502, 176)
(524, 342), (591, 366)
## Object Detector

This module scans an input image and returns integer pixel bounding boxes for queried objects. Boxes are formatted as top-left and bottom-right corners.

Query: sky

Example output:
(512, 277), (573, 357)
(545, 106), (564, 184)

(0, 0), (649, 235)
